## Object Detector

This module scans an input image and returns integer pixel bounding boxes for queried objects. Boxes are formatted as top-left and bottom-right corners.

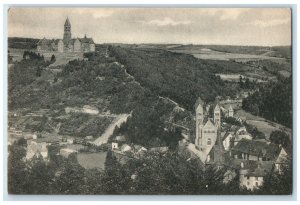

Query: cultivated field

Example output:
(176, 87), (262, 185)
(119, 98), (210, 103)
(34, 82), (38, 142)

(168, 47), (286, 62)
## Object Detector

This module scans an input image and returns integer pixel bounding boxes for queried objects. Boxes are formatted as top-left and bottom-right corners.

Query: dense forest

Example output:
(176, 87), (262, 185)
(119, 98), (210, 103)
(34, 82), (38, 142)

(111, 46), (239, 111)
(242, 76), (292, 128)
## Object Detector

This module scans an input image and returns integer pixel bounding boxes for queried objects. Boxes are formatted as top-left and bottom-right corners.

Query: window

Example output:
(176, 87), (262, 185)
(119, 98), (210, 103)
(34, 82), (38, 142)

(247, 181), (250, 185)
(207, 138), (212, 145)
(255, 182), (258, 186)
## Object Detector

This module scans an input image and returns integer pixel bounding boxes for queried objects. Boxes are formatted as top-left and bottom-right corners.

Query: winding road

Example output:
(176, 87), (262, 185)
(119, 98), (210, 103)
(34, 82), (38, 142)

(92, 113), (131, 146)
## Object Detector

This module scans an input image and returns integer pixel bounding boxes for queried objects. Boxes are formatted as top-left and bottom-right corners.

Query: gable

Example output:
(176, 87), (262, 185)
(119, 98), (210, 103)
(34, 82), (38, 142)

(203, 119), (216, 130)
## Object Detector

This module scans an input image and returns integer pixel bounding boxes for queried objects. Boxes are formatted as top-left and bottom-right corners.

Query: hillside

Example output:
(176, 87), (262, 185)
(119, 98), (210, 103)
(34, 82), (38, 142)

(110, 46), (239, 111)
(8, 51), (186, 148)
(242, 76), (292, 128)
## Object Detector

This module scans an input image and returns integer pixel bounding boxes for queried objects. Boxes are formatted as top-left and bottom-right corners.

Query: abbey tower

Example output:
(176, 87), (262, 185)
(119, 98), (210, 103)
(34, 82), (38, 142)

(63, 17), (72, 44)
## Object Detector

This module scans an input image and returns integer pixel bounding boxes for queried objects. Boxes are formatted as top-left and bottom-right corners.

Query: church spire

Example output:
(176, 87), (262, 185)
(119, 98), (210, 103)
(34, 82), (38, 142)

(64, 16), (71, 26)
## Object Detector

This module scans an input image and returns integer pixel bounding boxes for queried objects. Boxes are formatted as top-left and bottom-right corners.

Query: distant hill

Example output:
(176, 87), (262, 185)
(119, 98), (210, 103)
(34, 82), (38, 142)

(167, 44), (291, 59)
(8, 37), (39, 49)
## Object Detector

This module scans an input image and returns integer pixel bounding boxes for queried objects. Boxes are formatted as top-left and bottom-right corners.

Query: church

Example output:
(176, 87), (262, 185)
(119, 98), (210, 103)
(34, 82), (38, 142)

(194, 97), (225, 165)
(37, 17), (95, 53)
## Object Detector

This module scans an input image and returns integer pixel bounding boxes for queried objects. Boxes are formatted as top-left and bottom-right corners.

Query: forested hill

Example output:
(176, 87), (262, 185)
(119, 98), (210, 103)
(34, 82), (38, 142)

(8, 37), (39, 49)
(110, 46), (237, 111)
(242, 76), (292, 128)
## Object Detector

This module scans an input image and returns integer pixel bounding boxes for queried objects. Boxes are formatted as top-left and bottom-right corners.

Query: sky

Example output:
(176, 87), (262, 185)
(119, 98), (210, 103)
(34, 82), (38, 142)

(8, 8), (291, 46)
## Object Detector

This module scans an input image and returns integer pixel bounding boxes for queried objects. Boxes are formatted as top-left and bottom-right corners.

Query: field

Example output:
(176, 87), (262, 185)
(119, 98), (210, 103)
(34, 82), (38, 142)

(235, 109), (291, 139)
(216, 74), (268, 83)
(169, 47), (285, 62)
(77, 152), (107, 170)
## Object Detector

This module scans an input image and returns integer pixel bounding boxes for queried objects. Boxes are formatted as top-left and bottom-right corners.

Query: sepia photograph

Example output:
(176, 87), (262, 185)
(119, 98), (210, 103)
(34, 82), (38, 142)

(6, 7), (292, 195)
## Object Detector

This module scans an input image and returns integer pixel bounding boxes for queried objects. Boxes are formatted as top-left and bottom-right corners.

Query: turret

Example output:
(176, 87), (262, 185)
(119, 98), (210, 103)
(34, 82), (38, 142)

(214, 104), (221, 127)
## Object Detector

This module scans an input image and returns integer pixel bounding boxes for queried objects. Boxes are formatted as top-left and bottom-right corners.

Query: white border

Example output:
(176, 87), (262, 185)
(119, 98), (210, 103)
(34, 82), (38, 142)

(1, 0), (299, 204)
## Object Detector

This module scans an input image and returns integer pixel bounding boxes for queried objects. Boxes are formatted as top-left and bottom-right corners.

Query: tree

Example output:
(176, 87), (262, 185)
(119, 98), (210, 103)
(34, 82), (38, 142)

(8, 143), (28, 194)
(51, 54), (56, 63)
(269, 130), (290, 148)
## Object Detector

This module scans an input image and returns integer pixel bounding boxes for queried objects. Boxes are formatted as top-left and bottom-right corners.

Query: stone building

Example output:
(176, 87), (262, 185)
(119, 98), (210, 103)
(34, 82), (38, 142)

(194, 97), (225, 165)
(37, 17), (95, 53)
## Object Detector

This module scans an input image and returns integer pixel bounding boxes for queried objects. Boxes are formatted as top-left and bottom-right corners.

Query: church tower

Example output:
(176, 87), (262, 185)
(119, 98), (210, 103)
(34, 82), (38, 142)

(63, 17), (72, 44)
(195, 97), (204, 149)
(214, 104), (221, 128)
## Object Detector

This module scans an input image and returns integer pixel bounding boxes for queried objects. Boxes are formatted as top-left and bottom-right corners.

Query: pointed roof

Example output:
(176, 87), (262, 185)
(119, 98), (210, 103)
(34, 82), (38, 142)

(195, 97), (204, 110)
(37, 37), (52, 45)
(214, 104), (220, 112)
(64, 17), (71, 26)
(78, 37), (95, 44)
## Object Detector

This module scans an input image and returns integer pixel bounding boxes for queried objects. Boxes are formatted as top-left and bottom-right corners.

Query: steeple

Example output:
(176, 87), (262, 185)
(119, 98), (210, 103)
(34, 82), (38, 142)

(64, 17), (71, 26)
(63, 17), (72, 44)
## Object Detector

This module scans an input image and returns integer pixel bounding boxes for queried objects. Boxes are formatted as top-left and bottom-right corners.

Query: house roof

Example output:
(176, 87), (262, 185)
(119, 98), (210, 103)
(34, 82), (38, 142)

(37, 37), (52, 46)
(115, 135), (126, 142)
(37, 38), (63, 46)
(79, 37), (95, 44)
(222, 132), (233, 141)
(231, 139), (280, 160)
(121, 144), (132, 152)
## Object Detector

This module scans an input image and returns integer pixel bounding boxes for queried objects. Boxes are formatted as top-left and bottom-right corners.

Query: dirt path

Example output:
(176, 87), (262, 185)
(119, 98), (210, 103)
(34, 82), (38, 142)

(92, 113), (131, 146)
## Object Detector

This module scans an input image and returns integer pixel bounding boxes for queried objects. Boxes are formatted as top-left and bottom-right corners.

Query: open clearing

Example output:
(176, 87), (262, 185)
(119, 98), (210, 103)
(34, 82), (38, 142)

(235, 109), (291, 139)
(77, 152), (107, 170)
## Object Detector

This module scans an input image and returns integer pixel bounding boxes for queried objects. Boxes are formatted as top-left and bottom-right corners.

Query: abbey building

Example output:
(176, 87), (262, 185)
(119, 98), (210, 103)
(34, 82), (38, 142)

(37, 17), (95, 53)
(194, 98), (225, 165)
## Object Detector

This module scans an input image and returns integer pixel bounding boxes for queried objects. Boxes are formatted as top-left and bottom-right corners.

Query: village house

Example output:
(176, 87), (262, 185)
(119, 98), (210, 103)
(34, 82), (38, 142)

(239, 161), (274, 191)
(82, 105), (99, 115)
(26, 141), (48, 161)
(222, 132), (234, 151)
(60, 148), (78, 158)
(230, 139), (282, 161)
